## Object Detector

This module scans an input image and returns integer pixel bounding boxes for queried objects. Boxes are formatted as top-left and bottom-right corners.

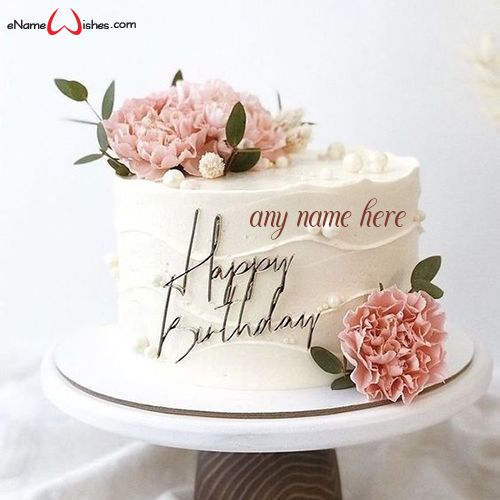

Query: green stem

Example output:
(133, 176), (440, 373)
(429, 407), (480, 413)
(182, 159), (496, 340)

(224, 149), (236, 175)
(85, 99), (102, 122)
(101, 149), (117, 161)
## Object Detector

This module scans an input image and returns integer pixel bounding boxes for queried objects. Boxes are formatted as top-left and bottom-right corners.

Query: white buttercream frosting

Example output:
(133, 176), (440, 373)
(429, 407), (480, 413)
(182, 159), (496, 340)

(113, 149), (421, 390)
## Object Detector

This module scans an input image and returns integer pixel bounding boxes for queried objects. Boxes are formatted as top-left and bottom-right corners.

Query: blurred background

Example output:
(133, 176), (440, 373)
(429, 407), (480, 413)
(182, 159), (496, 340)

(1, 0), (499, 365)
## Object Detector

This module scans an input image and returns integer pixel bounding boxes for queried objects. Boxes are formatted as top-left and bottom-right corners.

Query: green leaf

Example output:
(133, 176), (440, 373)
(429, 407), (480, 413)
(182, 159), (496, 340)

(97, 123), (109, 150)
(225, 101), (246, 147)
(331, 375), (356, 390)
(107, 158), (132, 177)
(411, 256), (441, 286)
(54, 79), (88, 102)
(227, 148), (261, 173)
(411, 279), (444, 299)
(74, 153), (103, 165)
(171, 69), (183, 86)
(101, 80), (115, 119)
(310, 346), (343, 374)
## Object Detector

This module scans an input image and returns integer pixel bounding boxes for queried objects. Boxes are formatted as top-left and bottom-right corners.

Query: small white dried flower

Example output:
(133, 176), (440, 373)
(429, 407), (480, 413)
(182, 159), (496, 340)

(285, 123), (313, 153)
(276, 108), (304, 131)
(198, 152), (225, 179)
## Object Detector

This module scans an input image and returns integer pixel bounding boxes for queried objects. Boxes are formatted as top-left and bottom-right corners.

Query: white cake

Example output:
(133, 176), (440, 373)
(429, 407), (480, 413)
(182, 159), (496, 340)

(113, 150), (421, 390)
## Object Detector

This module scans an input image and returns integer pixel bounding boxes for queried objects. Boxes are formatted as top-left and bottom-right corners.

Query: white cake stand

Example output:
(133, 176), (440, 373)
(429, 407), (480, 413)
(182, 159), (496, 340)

(42, 327), (492, 500)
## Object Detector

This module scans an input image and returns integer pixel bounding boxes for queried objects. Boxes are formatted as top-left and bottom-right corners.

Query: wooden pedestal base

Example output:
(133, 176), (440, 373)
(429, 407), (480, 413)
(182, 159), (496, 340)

(194, 449), (342, 500)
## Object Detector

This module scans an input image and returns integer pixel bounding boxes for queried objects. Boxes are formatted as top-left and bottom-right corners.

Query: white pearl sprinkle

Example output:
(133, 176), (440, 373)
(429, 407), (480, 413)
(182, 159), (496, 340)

(306, 225), (322, 235)
(414, 210), (426, 223)
(321, 224), (339, 239)
(327, 142), (346, 160)
(327, 294), (343, 309)
(365, 151), (388, 173)
(144, 345), (158, 359)
(133, 336), (149, 352)
(258, 157), (273, 169)
(342, 152), (363, 173)
(322, 303), (329, 311)
(275, 156), (289, 168)
(162, 169), (185, 188)
(152, 273), (167, 287)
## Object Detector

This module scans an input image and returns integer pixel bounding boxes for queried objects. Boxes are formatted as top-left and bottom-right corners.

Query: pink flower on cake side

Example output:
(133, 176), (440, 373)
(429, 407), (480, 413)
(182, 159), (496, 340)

(338, 286), (447, 405)
(103, 80), (287, 180)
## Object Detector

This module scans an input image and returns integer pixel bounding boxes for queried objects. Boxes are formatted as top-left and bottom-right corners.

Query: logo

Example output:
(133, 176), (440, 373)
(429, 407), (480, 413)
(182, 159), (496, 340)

(47, 8), (82, 36)
(6, 8), (137, 34)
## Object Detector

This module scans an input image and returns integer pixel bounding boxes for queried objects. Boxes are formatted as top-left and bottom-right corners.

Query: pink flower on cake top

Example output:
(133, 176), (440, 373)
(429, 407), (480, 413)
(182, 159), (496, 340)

(54, 72), (312, 180)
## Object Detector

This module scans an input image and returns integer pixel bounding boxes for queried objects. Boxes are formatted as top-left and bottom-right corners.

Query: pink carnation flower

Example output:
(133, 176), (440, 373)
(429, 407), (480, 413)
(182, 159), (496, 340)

(338, 286), (447, 405)
(103, 80), (287, 180)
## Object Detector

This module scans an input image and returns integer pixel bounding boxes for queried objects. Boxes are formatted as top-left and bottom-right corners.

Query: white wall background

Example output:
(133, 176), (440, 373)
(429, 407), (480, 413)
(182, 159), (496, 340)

(1, 0), (499, 362)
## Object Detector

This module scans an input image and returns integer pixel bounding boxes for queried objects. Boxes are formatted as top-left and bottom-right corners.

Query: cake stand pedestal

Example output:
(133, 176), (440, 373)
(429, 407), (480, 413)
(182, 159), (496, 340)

(41, 328), (492, 500)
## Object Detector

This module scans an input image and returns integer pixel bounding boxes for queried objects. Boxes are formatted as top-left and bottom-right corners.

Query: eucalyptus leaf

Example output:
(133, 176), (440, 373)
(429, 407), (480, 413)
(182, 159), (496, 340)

(411, 256), (441, 285)
(311, 346), (343, 374)
(54, 79), (88, 101)
(225, 101), (246, 147)
(227, 148), (261, 172)
(74, 153), (103, 165)
(101, 80), (115, 119)
(107, 158), (132, 177)
(97, 123), (109, 150)
(411, 279), (444, 299)
(171, 69), (183, 86)
(331, 375), (356, 390)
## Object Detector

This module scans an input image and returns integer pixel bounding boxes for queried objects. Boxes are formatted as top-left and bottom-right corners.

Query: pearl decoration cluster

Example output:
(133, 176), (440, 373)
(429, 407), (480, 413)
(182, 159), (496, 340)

(315, 293), (344, 314)
(343, 149), (388, 174)
(318, 142), (345, 161)
(133, 337), (159, 359)
(259, 155), (290, 170)
(318, 142), (389, 174)
(306, 223), (340, 239)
